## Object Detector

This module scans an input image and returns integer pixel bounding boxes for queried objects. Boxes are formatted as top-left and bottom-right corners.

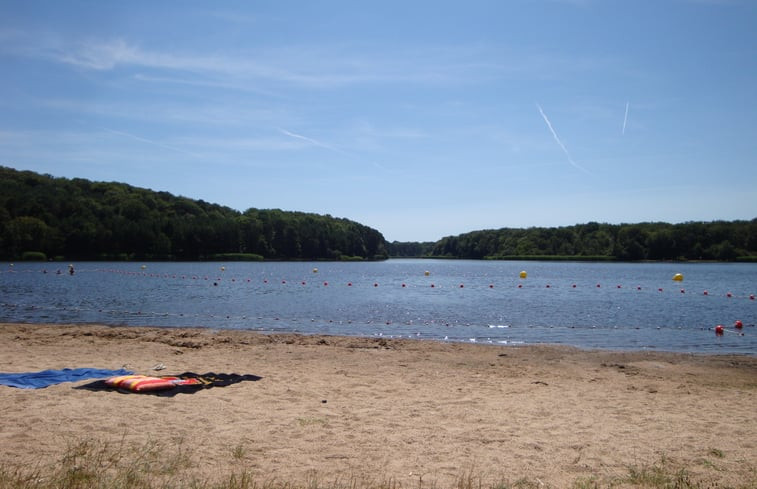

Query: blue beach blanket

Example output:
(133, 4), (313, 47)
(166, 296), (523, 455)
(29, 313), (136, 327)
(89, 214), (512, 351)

(0, 368), (133, 389)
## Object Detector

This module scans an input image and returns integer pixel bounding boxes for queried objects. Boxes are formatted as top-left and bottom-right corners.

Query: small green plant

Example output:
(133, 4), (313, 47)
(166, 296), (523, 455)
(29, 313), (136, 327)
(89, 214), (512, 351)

(707, 448), (724, 459)
(231, 443), (247, 460)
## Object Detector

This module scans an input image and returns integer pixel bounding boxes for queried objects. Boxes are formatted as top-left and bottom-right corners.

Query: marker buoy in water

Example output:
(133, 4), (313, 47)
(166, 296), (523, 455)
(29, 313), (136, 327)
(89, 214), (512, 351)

(424, 271), (430, 276)
(519, 271), (527, 279)
(313, 268), (318, 273)
(734, 320), (743, 329)
(672, 273), (683, 282)
(715, 325), (724, 335)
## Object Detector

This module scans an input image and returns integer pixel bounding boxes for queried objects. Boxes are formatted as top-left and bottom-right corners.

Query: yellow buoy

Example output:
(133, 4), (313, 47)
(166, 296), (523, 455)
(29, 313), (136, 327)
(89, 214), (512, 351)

(519, 271), (527, 279)
(672, 273), (683, 282)
(221, 266), (226, 272)
(312, 268), (318, 273)
(424, 271), (430, 276)
(140, 265), (146, 270)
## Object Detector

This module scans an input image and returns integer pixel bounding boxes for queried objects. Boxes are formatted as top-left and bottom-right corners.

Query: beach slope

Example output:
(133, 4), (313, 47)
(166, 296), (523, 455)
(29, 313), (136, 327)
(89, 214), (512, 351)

(1, 323), (755, 487)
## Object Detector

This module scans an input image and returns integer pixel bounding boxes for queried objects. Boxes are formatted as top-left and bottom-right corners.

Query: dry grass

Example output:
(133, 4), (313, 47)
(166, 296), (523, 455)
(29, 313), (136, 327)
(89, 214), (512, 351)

(0, 438), (754, 489)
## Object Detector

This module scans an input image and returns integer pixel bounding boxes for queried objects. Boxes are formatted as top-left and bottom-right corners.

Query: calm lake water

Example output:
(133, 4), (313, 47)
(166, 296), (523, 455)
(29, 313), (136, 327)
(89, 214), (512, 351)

(1, 260), (755, 354)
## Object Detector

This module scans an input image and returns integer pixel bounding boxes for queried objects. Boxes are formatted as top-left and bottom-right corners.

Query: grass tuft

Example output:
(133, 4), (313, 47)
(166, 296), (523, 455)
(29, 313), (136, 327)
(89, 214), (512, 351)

(1, 441), (755, 489)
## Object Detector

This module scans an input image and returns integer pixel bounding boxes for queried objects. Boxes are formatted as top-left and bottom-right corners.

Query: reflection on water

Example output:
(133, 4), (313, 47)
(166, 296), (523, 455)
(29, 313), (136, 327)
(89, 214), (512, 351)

(1, 260), (755, 354)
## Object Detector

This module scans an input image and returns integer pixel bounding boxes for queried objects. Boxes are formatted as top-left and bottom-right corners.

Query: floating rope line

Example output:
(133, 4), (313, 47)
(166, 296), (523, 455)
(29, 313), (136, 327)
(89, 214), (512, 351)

(3, 266), (755, 300)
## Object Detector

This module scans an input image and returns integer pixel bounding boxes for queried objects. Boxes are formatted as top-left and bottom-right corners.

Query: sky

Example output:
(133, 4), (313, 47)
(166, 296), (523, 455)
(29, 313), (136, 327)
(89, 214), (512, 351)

(1, 0), (755, 242)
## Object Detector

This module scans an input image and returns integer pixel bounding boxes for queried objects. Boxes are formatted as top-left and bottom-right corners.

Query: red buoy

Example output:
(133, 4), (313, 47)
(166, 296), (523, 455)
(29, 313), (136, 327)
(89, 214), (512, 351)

(715, 325), (724, 335)
(751, 294), (755, 300)
(680, 289), (685, 294)
(402, 283), (406, 288)
(347, 282), (352, 286)
(734, 320), (743, 329)
(518, 284), (522, 289)
(323, 282), (328, 286)
(459, 284), (464, 288)
(489, 284), (494, 288)
(726, 292), (732, 298)
(572, 284), (577, 288)
(703, 290), (708, 296)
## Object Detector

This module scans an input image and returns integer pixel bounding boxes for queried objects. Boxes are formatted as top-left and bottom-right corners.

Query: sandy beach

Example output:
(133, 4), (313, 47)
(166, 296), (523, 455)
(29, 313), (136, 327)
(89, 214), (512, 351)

(1, 322), (755, 487)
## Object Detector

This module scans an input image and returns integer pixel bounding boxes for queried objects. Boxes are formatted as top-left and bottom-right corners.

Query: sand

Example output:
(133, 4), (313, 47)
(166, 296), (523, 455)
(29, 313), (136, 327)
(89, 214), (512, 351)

(0, 322), (755, 487)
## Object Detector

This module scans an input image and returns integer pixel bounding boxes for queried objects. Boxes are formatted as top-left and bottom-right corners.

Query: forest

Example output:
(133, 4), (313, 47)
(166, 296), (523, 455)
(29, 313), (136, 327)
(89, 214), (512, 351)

(2, 166), (754, 262)
(387, 220), (757, 261)
(0, 167), (387, 261)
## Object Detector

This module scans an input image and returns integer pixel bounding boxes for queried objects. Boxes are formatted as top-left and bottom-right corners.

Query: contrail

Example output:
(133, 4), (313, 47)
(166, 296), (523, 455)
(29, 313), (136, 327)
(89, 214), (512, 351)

(101, 127), (201, 158)
(536, 104), (592, 175)
(622, 101), (629, 135)
(278, 128), (350, 156)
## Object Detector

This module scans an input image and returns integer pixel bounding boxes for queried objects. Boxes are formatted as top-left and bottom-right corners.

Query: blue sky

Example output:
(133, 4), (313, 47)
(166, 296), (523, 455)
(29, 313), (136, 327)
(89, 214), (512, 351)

(1, 0), (755, 242)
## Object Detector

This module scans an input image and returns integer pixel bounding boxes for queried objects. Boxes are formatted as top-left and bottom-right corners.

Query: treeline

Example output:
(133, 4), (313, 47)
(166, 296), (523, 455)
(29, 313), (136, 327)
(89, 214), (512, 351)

(0, 167), (387, 261)
(422, 221), (757, 261)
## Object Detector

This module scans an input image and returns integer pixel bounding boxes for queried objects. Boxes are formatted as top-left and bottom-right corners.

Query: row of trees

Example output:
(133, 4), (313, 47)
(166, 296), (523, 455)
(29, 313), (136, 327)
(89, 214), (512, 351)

(0, 167), (387, 261)
(402, 220), (757, 261)
(3, 166), (754, 262)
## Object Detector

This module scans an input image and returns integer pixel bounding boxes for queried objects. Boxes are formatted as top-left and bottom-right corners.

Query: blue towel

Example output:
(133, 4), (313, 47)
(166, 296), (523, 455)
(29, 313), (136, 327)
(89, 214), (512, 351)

(0, 368), (133, 389)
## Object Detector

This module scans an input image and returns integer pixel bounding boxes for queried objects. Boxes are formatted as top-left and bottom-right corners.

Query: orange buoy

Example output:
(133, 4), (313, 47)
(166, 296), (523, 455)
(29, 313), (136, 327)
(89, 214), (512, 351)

(715, 325), (724, 335)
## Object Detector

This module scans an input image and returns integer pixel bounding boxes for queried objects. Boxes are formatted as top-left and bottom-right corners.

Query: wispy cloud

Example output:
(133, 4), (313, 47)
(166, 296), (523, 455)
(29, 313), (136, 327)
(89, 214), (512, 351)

(622, 101), (629, 135)
(536, 104), (592, 175)
(3, 30), (597, 90)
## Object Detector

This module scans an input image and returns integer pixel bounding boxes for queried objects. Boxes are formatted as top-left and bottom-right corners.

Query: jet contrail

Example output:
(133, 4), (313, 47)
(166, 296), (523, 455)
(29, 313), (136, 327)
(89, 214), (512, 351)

(536, 104), (592, 175)
(278, 128), (350, 156)
(102, 127), (201, 158)
(622, 101), (629, 135)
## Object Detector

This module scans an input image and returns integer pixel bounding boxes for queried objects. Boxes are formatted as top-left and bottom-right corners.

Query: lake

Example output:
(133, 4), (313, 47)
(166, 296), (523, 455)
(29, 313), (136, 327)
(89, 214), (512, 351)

(1, 259), (755, 354)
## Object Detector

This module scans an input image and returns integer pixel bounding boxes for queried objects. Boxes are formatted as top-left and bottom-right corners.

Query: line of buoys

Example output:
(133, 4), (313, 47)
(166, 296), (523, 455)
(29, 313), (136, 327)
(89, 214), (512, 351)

(17, 267), (756, 300)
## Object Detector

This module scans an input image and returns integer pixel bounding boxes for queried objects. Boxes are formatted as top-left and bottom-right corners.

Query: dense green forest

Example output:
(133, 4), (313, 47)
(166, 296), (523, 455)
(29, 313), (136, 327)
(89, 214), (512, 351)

(399, 220), (756, 261)
(2, 166), (754, 262)
(0, 167), (387, 261)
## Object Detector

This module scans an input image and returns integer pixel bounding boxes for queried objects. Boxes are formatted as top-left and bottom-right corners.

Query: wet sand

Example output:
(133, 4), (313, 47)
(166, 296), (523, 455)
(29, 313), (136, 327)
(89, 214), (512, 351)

(1, 323), (755, 487)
